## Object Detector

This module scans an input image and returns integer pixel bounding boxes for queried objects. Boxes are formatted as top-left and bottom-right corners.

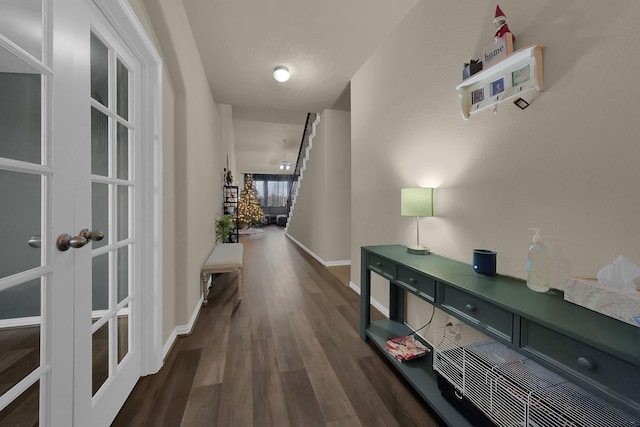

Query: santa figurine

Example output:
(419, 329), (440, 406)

(494, 5), (514, 42)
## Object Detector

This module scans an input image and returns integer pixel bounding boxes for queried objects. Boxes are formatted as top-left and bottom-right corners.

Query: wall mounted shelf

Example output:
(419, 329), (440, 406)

(456, 44), (545, 119)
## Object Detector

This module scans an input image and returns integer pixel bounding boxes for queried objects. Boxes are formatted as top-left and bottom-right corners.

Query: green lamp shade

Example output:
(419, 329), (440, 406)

(401, 188), (434, 217)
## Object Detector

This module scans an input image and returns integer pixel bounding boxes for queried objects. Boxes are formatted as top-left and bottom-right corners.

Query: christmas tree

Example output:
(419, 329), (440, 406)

(237, 174), (264, 227)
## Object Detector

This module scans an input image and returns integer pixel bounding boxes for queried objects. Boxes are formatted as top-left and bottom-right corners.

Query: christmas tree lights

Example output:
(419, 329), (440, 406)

(237, 174), (264, 227)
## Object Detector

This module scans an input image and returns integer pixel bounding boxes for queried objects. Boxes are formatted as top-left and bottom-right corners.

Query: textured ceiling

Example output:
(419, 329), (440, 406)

(183, 0), (416, 113)
(182, 0), (417, 173)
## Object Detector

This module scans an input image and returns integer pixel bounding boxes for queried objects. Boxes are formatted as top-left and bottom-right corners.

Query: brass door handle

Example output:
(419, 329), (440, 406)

(57, 234), (88, 251)
(56, 228), (104, 251)
(79, 228), (104, 242)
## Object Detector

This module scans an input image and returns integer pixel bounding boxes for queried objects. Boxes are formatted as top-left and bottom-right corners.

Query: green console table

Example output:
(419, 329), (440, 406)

(359, 245), (640, 426)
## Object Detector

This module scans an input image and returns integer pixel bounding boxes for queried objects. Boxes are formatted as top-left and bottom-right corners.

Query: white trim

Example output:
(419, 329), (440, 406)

(0, 365), (49, 412)
(349, 281), (389, 318)
(162, 295), (203, 360)
(326, 260), (351, 267)
(0, 316), (41, 328)
(284, 232), (350, 268)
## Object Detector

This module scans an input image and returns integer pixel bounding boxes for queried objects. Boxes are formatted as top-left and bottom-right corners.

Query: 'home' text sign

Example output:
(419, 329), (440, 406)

(482, 34), (513, 68)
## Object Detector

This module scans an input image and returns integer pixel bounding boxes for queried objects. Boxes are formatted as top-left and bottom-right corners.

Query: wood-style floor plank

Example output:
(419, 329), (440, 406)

(288, 309), (356, 423)
(280, 369), (325, 427)
(113, 226), (444, 426)
(180, 384), (220, 426)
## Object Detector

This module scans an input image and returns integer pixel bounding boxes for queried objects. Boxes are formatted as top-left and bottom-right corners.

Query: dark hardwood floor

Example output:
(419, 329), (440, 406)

(113, 226), (444, 426)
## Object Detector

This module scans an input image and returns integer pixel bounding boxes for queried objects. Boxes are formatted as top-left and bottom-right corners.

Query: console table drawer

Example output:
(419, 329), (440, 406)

(368, 254), (394, 279)
(397, 267), (435, 302)
(440, 285), (513, 341)
(521, 321), (640, 402)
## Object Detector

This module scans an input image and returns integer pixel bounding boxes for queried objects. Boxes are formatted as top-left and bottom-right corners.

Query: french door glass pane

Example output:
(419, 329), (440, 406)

(91, 182), (108, 249)
(0, 380), (39, 426)
(92, 322), (109, 396)
(92, 253), (109, 312)
(0, 0), (42, 60)
(90, 33), (108, 107)
(0, 71), (41, 164)
(116, 123), (128, 179)
(0, 280), (41, 396)
(0, 278), (41, 319)
(117, 185), (128, 240)
(117, 245), (128, 303)
(116, 59), (128, 120)
(0, 170), (41, 278)
(117, 304), (128, 364)
(91, 107), (109, 176)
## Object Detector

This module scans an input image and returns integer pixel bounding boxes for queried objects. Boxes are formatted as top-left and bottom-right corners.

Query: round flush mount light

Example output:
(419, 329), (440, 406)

(273, 66), (290, 82)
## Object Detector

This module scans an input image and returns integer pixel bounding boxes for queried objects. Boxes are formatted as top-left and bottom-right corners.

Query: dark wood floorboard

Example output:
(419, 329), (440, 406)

(113, 226), (444, 426)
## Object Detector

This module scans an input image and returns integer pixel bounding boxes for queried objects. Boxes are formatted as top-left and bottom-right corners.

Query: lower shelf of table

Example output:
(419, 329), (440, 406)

(365, 319), (474, 427)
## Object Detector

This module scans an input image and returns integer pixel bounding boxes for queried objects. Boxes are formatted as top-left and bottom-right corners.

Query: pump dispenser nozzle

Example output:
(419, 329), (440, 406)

(528, 228), (542, 243)
(526, 227), (548, 292)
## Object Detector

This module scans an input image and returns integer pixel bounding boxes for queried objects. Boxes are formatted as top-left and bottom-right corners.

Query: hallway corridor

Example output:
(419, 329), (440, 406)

(113, 226), (442, 426)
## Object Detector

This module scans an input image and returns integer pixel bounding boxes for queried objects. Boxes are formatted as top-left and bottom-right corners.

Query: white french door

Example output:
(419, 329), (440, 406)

(0, 0), (162, 425)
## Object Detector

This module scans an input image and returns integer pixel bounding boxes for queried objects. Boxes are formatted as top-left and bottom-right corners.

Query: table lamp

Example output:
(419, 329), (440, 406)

(401, 187), (434, 255)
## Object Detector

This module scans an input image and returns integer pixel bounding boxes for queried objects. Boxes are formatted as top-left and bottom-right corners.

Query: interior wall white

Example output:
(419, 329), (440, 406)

(140, 0), (224, 336)
(287, 109), (351, 264)
(351, 1), (640, 316)
(322, 110), (351, 263)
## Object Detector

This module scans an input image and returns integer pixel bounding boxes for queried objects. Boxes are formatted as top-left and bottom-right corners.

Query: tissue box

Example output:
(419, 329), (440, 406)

(564, 278), (640, 327)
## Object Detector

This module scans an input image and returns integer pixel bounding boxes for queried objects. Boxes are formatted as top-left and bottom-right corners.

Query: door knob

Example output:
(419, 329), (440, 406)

(56, 228), (105, 251)
(79, 228), (104, 242)
(28, 235), (42, 248)
(57, 234), (88, 251)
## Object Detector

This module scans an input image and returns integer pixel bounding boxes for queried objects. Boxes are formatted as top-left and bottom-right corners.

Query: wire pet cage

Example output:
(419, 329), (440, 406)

(432, 324), (640, 427)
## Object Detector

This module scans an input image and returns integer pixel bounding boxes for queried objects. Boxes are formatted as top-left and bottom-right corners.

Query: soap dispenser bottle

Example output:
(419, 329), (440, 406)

(527, 228), (549, 292)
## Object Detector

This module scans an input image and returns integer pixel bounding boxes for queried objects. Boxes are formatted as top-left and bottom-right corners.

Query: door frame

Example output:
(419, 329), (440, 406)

(93, 0), (163, 376)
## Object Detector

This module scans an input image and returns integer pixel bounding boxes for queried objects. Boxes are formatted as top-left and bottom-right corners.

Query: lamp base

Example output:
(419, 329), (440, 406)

(407, 246), (430, 255)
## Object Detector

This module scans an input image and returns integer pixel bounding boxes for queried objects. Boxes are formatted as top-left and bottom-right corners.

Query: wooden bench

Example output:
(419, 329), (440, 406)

(201, 243), (243, 306)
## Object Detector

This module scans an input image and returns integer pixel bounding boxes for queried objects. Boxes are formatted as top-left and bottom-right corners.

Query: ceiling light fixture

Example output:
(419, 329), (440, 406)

(279, 139), (291, 170)
(273, 66), (290, 83)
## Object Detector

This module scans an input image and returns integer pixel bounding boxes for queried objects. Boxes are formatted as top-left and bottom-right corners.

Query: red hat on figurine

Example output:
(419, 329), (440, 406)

(494, 5), (506, 24)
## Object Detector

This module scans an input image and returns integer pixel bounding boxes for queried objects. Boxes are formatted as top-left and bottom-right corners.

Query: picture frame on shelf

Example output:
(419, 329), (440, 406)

(512, 64), (530, 86)
(491, 77), (505, 97)
(471, 87), (485, 105)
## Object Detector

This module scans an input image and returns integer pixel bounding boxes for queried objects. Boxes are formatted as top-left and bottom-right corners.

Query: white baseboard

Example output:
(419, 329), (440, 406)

(284, 232), (350, 268)
(162, 295), (203, 360)
(349, 281), (389, 317)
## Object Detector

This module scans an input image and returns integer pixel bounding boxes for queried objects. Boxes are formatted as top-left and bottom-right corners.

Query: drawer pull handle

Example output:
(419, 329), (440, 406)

(409, 277), (416, 283)
(577, 357), (595, 370)
(465, 303), (476, 312)
(376, 262), (382, 267)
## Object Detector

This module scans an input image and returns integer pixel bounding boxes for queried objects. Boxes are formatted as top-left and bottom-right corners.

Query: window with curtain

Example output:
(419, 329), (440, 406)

(251, 174), (293, 207)
(267, 180), (288, 207)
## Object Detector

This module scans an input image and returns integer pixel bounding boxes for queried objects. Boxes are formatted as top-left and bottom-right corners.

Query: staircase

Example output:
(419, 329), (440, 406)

(285, 112), (320, 232)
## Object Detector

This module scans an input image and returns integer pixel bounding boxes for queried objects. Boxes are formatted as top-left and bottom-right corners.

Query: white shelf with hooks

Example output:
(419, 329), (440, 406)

(456, 44), (545, 119)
